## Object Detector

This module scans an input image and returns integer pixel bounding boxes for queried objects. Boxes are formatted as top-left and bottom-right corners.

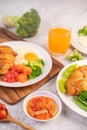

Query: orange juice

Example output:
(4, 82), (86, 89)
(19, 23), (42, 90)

(48, 28), (71, 55)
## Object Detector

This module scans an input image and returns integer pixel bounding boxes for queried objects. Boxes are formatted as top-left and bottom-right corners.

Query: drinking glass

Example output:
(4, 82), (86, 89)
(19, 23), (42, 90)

(48, 27), (71, 55)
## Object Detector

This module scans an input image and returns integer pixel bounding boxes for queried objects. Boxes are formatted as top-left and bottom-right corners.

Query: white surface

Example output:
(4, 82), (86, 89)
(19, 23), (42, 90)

(56, 60), (87, 118)
(23, 91), (62, 122)
(0, 41), (52, 87)
(0, 0), (87, 130)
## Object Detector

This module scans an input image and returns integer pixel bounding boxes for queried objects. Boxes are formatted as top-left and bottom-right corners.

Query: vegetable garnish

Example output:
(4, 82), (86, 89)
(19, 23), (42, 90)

(72, 97), (87, 111)
(58, 64), (78, 93)
(72, 92), (87, 112)
(26, 59), (44, 79)
(2, 9), (41, 38)
(66, 49), (84, 62)
(78, 26), (87, 36)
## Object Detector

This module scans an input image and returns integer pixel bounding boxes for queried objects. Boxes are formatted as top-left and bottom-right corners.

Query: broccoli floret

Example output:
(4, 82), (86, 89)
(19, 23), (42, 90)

(2, 9), (41, 38)
(29, 65), (42, 79)
(26, 58), (44, 79)
(27, 59), (44, 69)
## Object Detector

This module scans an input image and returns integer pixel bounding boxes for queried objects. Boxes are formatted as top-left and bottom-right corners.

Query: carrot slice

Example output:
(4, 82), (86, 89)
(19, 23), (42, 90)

(23, 66), (32, 75)
(45, 112), (50, 120)
(17, 73), (27, 83)
(35, 113), (45, 120)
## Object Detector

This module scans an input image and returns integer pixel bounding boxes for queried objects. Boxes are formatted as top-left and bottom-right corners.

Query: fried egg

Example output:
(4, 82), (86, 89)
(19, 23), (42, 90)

(15, 47), (39, 64)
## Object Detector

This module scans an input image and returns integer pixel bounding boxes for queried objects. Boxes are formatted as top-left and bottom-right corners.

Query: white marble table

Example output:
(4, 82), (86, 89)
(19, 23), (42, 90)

(0, 0), (87, 130)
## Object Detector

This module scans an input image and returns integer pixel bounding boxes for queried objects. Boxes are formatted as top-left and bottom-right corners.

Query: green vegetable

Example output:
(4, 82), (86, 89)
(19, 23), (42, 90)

(27, 59), (44, 68)
(66, 49), (84, 62)
(72, 97), (87, 111)
(78, 98), (87, 106)
(78, 26), (87, 36)
(79, 90), (87, 101)
(2, 9), (41, 38)
(63, 63), (78, 78)
(58, 64), (78, 93)
(29, 65), (42, 79)
(72, 91), (87, 110)
(58, 78), (67, 93)
(26, 58), (44, 79)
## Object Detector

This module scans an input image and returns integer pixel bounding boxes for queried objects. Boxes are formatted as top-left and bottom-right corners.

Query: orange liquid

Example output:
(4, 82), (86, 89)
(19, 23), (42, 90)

(48, 28), (71, 54)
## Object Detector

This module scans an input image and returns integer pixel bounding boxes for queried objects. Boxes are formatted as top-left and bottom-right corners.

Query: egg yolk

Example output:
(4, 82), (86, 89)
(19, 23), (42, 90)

(24, 52), (38, 61)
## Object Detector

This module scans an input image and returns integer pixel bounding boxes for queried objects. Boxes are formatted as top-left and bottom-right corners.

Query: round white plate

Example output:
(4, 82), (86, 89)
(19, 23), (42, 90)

(71, 29), (87, 55)
(56, 60), (87, 118)
(0, 41), (52, 87)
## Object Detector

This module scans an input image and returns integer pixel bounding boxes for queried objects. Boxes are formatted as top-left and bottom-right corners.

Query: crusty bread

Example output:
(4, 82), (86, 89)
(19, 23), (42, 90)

(0, 45), (17, 56)
(0, 45), (17, 74)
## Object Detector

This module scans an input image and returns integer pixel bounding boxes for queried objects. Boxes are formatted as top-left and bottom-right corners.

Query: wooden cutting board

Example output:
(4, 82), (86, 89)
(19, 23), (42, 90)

(0, 27), (64, 105)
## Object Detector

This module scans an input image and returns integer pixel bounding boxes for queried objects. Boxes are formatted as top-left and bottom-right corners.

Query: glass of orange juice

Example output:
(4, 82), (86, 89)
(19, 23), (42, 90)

(48, 27), (71, 55)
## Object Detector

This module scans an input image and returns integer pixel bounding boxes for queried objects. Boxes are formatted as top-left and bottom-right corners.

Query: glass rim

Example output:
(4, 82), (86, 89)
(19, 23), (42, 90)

(49, 27), (71, 36)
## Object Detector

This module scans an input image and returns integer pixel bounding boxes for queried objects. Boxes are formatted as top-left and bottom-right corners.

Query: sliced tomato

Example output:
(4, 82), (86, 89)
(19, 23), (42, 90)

(13, 71), (19, 79)
(6, 71), (16, 83)
(0, 103), (6, 110)
(0, 109), (7, 120)
(1, 75), (8, 82)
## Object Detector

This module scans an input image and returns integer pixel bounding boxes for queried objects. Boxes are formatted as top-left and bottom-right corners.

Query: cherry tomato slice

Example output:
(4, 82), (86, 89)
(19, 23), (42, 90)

(0, 109), (7, 119)
(6, 71), (16, 83)
(1, 75), (8, 82)
(0, 103), (6, 110)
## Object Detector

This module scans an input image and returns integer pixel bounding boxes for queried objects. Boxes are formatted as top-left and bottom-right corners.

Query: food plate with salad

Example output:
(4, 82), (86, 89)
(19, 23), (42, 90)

(56, 60), (87, 118)
(0, 41), (52, 87)
(71, 26), (87, 55)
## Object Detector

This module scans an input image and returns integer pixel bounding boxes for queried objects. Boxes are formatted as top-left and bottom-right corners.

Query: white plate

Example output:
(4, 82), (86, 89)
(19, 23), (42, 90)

(0, 41), (52, 87)
(71, 28), (87, 55)
(56, 60), (87, 118)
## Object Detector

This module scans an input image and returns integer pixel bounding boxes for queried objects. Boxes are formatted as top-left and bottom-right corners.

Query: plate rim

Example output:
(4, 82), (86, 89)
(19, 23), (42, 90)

(0, 41), (52, 88)
(71, 31), (87, 55)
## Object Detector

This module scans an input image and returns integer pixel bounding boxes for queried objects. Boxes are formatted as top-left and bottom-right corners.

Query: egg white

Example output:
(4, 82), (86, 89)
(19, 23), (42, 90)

(15, 47), (38, 64)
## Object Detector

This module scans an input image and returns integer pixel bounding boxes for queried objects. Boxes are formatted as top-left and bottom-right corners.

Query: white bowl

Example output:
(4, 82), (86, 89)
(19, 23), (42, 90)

(23, 91), (62, 122)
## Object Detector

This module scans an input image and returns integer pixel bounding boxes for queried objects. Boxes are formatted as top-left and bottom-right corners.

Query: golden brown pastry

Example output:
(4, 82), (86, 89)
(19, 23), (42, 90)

(0, 54), (15, 74)
(66, 65), (87, 96)
(0, 45), (17, 56)
(0, 45), (17, 74)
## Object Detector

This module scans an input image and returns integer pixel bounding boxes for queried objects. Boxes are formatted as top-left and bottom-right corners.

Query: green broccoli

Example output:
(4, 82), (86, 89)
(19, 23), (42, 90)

(26, 58), (44, 79)
(2, 9), (41, 38)
(29, 65), (42, 79)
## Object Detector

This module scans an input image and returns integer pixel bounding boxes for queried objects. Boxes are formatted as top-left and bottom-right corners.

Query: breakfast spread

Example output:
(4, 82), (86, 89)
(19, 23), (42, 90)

(0, 45), (44, 83)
